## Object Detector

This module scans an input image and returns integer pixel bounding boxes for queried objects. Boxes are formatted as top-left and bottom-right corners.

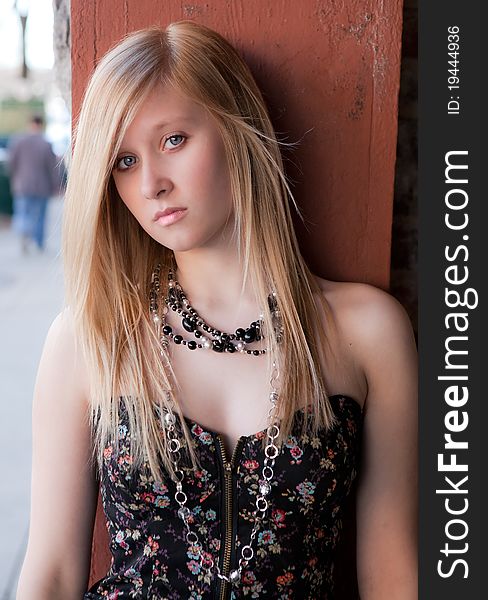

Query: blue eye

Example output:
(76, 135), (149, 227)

(114, 135), (186, 172)
(115, 156), (136, 171)
(164, 134), (186, 149)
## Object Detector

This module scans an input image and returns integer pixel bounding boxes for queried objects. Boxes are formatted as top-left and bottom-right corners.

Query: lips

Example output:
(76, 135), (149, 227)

(153, 207), (187, 221)
(153, 207), (188, 227)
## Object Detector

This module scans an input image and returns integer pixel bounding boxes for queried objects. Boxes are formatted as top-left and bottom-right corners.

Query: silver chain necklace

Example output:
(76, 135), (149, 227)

(149, 264), (283, 586)
(162, 376), (281, 585)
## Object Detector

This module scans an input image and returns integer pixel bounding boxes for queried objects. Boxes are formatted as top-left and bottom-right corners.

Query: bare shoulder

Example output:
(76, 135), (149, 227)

(312, 275), (417, 407)
(31, 307), (93, 452)
(315, 275), (414, 341)
(40, 307), (91, 404)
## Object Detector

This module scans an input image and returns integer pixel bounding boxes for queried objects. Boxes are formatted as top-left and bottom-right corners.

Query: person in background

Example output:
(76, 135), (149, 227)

(7, 114), (61, 254)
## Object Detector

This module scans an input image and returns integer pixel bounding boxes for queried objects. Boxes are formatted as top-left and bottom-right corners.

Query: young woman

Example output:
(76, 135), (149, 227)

(16, 21), (417, 600)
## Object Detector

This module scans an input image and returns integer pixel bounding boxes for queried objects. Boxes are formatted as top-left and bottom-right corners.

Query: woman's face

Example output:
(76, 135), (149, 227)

(111, 83), (233, 253)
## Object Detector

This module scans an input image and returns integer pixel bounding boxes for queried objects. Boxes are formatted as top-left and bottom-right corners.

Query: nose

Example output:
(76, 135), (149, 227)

(140, 158), (173, 200)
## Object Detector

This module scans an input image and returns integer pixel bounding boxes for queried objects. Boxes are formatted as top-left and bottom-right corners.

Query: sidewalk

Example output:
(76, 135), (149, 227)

(0, 197), (64, 599)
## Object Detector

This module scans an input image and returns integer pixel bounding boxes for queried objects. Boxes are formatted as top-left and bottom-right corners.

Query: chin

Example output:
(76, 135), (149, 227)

(158, 225), (231, 253)
(150, 231), (205, 254)
(147, 217), (232, 253)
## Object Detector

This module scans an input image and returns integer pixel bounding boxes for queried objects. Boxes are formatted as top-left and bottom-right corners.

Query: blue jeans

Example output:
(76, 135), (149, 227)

(12, 195), (49, 249)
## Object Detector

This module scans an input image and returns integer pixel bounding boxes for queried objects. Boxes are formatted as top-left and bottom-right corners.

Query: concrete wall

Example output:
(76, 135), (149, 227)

(53, 0), (71, 111)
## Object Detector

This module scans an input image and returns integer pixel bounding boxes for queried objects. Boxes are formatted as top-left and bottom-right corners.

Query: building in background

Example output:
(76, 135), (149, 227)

(0, 0), (70, 217)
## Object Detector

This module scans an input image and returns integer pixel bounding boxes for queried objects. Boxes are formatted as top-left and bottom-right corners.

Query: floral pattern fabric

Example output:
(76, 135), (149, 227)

(84, 395), (362, 599)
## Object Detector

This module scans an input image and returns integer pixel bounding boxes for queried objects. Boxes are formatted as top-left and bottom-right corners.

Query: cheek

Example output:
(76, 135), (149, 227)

(112, 176), (140, 215)
(192, 141), (232, 207)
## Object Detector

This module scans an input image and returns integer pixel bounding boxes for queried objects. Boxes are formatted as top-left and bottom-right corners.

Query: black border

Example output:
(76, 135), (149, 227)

(419, 3), (487, 596)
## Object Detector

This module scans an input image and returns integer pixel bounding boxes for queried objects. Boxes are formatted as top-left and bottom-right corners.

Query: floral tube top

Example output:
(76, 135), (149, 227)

(84, 395), (363, 600)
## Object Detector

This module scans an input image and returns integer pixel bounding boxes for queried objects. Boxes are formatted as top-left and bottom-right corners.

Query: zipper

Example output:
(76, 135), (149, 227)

(216, 435), (245, 600)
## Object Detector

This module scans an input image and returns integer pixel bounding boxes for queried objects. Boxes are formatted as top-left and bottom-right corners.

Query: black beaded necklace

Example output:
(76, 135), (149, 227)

(149, 264), (283, 356)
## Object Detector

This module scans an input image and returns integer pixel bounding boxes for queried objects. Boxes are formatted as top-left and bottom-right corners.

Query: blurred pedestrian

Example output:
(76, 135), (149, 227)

(7, 114), (61, 253)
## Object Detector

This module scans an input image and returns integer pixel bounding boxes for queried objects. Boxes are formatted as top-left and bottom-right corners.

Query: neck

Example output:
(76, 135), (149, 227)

(172, 243), (263, 328)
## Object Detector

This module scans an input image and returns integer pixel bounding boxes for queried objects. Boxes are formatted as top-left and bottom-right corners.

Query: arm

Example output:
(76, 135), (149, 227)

(16, 310), (99, 600)
(351, 286), (418, 599)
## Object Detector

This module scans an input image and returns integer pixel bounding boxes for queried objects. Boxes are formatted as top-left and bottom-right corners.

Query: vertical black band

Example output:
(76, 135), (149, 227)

(419, 3), (487, 597)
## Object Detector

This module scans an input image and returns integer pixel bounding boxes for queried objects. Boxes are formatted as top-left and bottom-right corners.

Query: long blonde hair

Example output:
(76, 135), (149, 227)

(62, 21), (338, 481)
